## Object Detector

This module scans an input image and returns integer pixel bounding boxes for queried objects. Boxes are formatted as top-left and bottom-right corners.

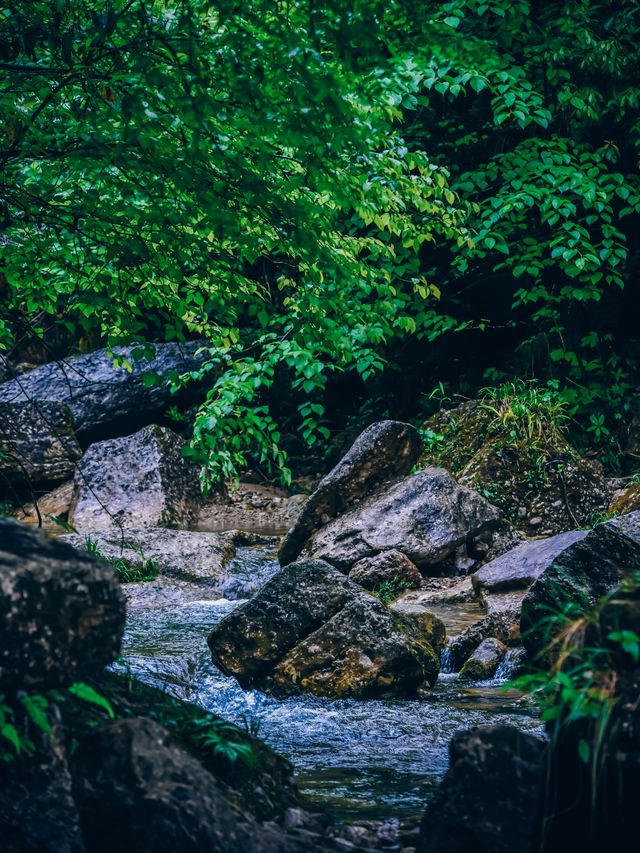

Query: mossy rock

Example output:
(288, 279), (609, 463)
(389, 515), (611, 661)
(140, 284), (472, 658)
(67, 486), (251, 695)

(421, 401), (610, 535)
(59, 671), (305, 823)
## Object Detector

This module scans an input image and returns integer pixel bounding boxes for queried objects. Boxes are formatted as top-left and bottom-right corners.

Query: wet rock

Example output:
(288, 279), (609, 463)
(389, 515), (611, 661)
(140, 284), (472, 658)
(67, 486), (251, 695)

(0, 519), (125, 690)
(349, 550), (423, 591)
(70, 717), (273, 853)
(416, 725), (545, 853)
(13, 480), (74, 532)
(208, 559), (438, 698)
(62, 528), (236, 583)
(0, 716), (85, 853)
(521, 512), (640, 663)
(305, 467), (502, 573)
(388, 601), (447, 655)
(447, 610), (521, 672)
(272, 592), (439, 697)
(472, 529), (588, 595)
(279, 421), (422, 566)
(459, 637), (506, 681)
(0, 401), (82, 484)
(0, 342), (205, 443)
(208, 559), (351, 683)
(69, 425), (200, 532)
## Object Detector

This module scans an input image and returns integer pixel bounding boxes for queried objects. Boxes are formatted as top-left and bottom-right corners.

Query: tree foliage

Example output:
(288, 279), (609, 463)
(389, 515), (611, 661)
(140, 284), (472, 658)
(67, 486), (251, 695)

(1, 1), (639, 483)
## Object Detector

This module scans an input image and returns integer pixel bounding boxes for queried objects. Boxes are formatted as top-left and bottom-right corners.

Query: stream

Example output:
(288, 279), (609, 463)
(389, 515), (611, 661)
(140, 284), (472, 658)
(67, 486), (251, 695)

(116, 545), (543, 828)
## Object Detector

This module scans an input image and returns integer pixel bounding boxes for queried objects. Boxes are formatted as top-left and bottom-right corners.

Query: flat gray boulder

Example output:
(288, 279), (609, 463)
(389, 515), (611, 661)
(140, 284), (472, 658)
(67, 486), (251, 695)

(472, 529), (588, 594)
(62, 528), (236, 583)
(207, 559), (439, 698)
(0, 342), (204, 442)
(0, 400), (81, 484)
(278, 420), (422, 565)
(521, 512), (640, 662)
(304, 467), (502, 572)
(69, 425), (200, 532)
(0, 519), (125, 690)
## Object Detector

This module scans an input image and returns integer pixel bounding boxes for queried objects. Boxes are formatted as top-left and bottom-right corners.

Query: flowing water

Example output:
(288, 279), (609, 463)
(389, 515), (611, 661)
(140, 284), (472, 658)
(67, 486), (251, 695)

(117, 545), (543, 828)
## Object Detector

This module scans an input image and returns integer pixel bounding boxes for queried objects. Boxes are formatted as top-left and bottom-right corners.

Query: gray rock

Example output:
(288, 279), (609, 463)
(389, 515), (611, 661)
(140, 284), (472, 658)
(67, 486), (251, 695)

(62, 528), (236, 583)
(387, 600), (447, 655)
(416, 725), (545, 853)
(305, 467), (502, 572)
(70, 717), (308, 853)
(459, 637), (507, 680)
(349, 549), (423, 591)
(0, 400), (82, 484)
(279, 420), (422, 565)
(0, 342), (205, 442)
(472, 529), (588, 594)
(13, 480), (74, 533)
(69, 425), (200, 532)
(447, 610), (521, 672)
(208, 559), (438, 698)
(521, 512), (640, 662)
(0, 519), (125, 690)
(272, 592), (439, 697)
(208, 559), (352, 683)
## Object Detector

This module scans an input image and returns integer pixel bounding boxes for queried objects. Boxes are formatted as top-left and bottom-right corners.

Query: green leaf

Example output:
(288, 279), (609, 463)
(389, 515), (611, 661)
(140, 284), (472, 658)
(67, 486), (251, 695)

(68, 683), (115, 719)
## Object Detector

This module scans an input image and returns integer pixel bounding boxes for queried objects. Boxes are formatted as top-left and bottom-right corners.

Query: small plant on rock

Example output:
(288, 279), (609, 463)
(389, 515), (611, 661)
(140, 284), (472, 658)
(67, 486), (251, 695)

(373, 576), (412, 605)
(83, 536), (159, 584)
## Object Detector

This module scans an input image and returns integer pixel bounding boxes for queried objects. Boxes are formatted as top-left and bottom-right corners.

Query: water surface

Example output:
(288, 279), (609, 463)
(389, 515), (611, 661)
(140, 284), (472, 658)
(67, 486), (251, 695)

(118, 546), (543, 826)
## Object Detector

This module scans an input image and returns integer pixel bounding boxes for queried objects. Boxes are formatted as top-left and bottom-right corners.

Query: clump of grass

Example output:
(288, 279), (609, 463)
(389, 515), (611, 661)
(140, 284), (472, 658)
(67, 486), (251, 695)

(84, 536), (158, 583)
(479, 379), (569, 449)
(373, 575), (413, 604)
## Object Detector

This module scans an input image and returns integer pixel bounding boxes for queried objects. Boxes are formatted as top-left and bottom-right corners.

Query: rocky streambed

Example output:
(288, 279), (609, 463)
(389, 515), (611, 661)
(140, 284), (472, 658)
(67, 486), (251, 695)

(117, 544), (543, 828)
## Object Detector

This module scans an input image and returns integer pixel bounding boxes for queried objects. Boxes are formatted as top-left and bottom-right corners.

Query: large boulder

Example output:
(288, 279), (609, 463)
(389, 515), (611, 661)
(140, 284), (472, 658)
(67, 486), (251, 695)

(537, 584), (640, 851)
(0, 342), (205, 443)
(70, 718), (307, 853)
(69, 425), (200, 532)
(0, 401), (82, 484)
(471, 530), (588, 595)
(272, 593), (439, 697)
(304, 467), (502, 573)
(348, 549), (423, 592)
(62, 528), (236, 583)
(0, 519), (125, 690)
(521, 512), (640, 662)
(279, 420), (422, 566)
(207, 559), (439, 698)
(416, 725), (545, 853)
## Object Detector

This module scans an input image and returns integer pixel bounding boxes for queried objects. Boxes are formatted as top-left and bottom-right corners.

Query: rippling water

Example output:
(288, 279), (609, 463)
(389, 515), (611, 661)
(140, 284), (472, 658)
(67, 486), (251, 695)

(117, 546), (543, 826)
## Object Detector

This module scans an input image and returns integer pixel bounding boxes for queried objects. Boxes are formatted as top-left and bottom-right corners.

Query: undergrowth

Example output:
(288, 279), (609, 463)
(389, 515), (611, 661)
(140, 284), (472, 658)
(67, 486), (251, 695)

(84, 536), (159, 583)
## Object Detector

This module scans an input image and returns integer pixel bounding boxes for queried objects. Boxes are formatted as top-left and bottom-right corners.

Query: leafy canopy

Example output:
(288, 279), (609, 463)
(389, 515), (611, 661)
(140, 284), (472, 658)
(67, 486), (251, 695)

(2, 1), (639, 483)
